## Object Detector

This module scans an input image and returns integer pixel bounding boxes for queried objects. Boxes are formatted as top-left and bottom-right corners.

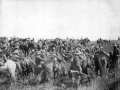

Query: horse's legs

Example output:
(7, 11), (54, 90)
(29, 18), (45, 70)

(71, 73), (75, 89)
(27, 49), (29, 56)
(53, 71), (56, 86)
(53, 70), (59, 85)
(95, 66), (99, 77)
(8, 69), (16, 84)
(72, 78), (79, 90)
(87, 75), (91, 86)
(79, 75), (83, 86)
(71, 79), (75, 90)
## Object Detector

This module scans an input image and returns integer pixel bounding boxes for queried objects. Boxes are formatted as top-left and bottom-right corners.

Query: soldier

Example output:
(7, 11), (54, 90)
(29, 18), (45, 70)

(0, 49), (7, 66)
(1, 43), (8, 54)
(35, 51), (46, 65)
(98, 46), (104, 51)
(40, 45), (48, 60)
(109, 52), (114, 71)
(112, 44), (120, 70)
(95, 46), (104, 54)
(13, 46), (23, 56)
(74, 47), (82, 55)
(70, 50), (84, 90)
(49, 46), (57, 59)
(10, 45), (23, 61)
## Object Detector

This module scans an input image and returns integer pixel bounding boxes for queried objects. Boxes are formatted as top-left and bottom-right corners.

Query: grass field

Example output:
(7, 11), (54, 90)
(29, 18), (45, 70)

(89, 40), (120, 52)
(0, 40), (120, 90)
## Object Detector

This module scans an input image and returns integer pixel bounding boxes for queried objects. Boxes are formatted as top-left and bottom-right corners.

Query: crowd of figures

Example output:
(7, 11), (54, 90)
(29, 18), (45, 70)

(0, 37), (119, 90)
(97, 38), (110, 44)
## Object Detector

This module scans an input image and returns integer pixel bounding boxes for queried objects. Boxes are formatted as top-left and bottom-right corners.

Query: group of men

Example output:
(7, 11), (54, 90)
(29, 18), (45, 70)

(0, 37), (119, 71)
(0, 37), (119, 89)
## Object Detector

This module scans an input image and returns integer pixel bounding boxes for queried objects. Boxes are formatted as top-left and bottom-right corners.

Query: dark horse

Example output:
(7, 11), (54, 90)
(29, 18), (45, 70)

(93, 50), (109, 77)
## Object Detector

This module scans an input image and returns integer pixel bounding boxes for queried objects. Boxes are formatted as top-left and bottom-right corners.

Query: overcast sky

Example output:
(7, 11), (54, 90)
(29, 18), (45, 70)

(0, 0), (120, 41)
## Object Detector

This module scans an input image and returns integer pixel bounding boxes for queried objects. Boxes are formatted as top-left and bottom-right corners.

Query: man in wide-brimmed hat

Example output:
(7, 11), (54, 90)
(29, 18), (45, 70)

(70, 48), (84, 90)
(74, 47), (82, 56)
(111, 43), (120, 72)
(113, 44), (119, 56)
(109, 52), (114, 71)
(35, 51), (45, 65)
(95, 46), (104, 53)
(98, 46), (104, 51)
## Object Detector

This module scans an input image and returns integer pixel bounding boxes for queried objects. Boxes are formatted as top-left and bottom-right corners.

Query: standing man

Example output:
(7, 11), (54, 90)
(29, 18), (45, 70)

(109, 52), (114, 71)
(112, 44), (120, 70)
(70, 50), (83, 90)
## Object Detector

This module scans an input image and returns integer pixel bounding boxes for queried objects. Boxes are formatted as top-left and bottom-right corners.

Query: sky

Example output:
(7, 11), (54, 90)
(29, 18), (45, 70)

(0, 0), (120, 41)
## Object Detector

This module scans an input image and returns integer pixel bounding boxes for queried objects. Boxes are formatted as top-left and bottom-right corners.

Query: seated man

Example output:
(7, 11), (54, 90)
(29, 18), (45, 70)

(1, 44), (8, 55)
(10, 46), (24, 61)
(35, 51), (48, 66)
(29, 49), (35, 56)
(0, 49), (7, 66)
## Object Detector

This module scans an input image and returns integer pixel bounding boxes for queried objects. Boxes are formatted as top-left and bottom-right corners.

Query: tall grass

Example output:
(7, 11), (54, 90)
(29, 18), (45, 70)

(1, 70), (120, 90)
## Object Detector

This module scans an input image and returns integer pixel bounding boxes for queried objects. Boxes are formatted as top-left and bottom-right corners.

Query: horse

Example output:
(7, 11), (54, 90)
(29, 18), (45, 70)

(9, 55), (35, 78)
(79, 54), (94, 86)
(0, 58), (22, 83)
(34, 53), (67, 85)
(93, 50), (109, 77)
(33, 58), (54, 84)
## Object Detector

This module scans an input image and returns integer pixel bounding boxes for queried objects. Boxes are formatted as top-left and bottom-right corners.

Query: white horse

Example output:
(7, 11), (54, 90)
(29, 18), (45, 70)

(0, 59), (19, 82)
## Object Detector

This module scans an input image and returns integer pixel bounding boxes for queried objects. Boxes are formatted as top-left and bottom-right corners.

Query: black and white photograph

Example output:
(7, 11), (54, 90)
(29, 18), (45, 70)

(0, 0), (120, 90)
